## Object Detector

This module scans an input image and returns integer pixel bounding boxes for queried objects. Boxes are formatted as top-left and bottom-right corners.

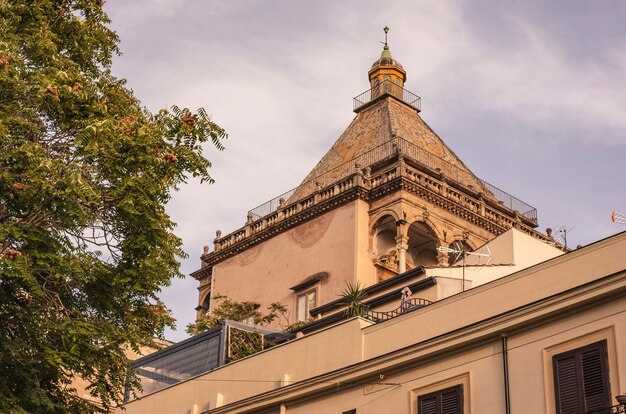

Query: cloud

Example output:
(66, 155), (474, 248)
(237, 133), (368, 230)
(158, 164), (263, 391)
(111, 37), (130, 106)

(104, 0), (626, 341)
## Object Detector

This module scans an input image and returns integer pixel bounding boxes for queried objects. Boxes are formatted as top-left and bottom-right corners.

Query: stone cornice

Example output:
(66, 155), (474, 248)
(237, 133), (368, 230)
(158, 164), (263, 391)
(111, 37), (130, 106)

(192, 180), (370, 279)
(193, 155), (550, 280)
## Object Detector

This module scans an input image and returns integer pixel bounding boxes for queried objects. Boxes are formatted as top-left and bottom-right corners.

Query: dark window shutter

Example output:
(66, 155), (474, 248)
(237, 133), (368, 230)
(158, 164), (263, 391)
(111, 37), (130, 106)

(553, 340), (611, 414)
(554, 354), (583, 413)
(419, 394), (438, 414)
(581, 346), (610, 410)
(418, 385), (463, 414)
(441, 386), (462, 414)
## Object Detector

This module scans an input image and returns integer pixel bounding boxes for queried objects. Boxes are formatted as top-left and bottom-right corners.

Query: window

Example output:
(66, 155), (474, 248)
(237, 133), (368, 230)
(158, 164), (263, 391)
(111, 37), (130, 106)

(553, 340), (611, 414)
(418, 384), (463, 414)
(297, 290), (316, 322)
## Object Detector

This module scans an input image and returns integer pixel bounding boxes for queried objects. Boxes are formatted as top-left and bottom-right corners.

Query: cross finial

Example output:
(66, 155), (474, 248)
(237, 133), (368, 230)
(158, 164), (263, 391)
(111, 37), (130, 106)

(383, 26), (389, 46)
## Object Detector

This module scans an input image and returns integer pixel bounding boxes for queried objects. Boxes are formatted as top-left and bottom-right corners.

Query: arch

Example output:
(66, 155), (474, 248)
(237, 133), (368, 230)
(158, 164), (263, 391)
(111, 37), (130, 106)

(407, 221), (439, 268)
(371, 214), (397, 258)
(369, 209), (400, 234)
(197, 290), (212, 316)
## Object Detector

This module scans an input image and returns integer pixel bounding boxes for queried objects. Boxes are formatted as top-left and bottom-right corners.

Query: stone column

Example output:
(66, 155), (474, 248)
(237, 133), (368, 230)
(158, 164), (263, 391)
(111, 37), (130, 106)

(395, 212), (409, 274)
(395, 235), (409, 273)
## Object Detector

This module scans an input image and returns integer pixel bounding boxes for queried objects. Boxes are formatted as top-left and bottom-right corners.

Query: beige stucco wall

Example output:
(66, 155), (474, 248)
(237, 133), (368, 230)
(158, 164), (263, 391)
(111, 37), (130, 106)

(426, 228), (563, 292)
(209, 202), (363, 325)
(355, 198), (377, 288)
(120, 318), (373, 414)
(121, 233), (626, 414)
(120, 294), (626, 414)
(284, 297), (625, 414)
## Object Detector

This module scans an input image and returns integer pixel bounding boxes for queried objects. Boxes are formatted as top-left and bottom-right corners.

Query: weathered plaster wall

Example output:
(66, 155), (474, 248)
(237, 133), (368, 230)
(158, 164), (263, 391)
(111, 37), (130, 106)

(210, 202), (361, 325)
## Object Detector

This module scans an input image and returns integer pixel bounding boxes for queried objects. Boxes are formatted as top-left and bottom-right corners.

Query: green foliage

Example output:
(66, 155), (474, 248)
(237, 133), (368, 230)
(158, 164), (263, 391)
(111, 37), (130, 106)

(285, 317), (314, 332)
(0, 2), (226, 412)
(186, 295), (288, 335)
(226, 328), (265, 362)
(341, 281), (369, 318)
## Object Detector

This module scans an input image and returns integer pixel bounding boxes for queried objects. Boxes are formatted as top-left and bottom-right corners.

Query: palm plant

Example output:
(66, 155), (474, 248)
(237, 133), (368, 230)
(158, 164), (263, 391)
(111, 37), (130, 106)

(341, 281), (369, 318)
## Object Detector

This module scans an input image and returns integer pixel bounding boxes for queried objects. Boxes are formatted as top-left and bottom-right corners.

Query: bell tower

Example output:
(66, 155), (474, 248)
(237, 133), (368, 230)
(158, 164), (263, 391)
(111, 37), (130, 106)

(193, 30), (548, 322)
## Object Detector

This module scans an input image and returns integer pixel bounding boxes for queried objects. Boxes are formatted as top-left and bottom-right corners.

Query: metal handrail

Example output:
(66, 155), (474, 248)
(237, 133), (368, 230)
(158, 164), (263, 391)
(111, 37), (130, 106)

(248, 136), (537, 222)
(585, 404), (626, 414)
(364, 298), (432, 323)
(353, 79), (421, 112)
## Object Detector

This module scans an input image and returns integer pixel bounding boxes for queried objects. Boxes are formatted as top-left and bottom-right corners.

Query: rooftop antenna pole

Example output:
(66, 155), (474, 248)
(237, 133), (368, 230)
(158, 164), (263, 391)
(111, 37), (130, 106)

(462, 250), (466, 292)
(553, 225), (575, 251)
(436, 246), (491, 293)
(383, 26), (389, 46)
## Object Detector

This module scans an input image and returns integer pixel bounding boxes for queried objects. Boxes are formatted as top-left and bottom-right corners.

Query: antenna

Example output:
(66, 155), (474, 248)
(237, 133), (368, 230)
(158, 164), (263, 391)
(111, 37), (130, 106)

(612, 211), (626, 225)
(553, 225), (575, 251)
(437, 246), (491, 292)
(383, 26), (389, 46)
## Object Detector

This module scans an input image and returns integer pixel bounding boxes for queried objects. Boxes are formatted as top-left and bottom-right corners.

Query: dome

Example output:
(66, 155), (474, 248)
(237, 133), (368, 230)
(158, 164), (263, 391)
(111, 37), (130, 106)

(371, 45), (403, 69)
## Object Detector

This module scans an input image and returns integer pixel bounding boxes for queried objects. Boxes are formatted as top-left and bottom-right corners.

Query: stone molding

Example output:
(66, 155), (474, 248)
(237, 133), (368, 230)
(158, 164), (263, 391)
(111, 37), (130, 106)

(192, 155), (549, 280)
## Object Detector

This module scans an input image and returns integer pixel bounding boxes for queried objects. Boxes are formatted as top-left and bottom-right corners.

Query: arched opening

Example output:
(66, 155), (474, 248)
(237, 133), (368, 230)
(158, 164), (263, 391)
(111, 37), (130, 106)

(447, 239), (473, 266)
(196, 291), (211, 316)
(372, 215), (398, 267)
(407, 221), (438, 268)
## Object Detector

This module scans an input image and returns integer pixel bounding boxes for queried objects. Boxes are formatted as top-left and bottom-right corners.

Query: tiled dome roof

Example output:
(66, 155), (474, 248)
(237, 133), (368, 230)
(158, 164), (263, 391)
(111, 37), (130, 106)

(371, 45), (403, 69)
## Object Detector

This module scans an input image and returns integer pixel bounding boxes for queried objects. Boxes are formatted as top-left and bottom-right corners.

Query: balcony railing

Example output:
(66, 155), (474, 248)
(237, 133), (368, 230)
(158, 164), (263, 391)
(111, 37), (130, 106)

(353, 79), (421, 112)
(124, 321), (292, 401)
(248, 136), (537, 222)
(586, 404), (626, 414)
(365, 298), (432, 323)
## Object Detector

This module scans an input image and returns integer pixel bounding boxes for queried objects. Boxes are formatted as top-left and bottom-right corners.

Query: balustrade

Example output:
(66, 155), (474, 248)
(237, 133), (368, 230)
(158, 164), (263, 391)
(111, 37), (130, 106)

(211, 137), (540, 253)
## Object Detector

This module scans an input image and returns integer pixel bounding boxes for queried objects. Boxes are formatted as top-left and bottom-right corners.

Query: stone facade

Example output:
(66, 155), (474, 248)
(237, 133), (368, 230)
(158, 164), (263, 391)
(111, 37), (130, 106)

(191, 44), (554, 327)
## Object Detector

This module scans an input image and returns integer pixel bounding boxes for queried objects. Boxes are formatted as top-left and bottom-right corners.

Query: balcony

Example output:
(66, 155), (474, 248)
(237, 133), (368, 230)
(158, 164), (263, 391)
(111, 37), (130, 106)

(586, 404), (626, 414)
(248, 136), (537, 223)
(353, 79), (421, 112)
(124, 321), (292, 401)
(364, 298), (432, 323)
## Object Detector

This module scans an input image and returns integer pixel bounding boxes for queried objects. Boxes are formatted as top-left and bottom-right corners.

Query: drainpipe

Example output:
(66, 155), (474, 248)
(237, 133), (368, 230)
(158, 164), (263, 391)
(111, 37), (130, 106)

(501, 334), (511, 414)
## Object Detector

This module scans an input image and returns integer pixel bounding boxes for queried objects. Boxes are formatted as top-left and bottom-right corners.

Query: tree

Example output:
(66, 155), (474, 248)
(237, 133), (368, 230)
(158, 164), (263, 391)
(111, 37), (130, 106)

(186, 295), (289, 335)
(0, 2), (226, 412)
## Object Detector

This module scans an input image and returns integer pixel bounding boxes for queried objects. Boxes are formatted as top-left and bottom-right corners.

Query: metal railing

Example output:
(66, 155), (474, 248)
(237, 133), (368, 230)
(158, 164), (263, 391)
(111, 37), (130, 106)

(353, 79), (421, 112)
(125, 320), (293, 401)
(248, 136), (537, 222)
(480, 180), (537, 220)
(364, 298), (432, 323)
(248, 188), (296, 220)
(586, 404), (626, 414)
(248, 139), (396, 220)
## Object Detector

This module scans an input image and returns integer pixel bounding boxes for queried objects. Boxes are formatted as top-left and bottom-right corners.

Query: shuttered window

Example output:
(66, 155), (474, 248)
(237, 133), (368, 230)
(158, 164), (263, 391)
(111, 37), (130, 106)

(418, 384), (463, 414)
(553, 340), (611, 414)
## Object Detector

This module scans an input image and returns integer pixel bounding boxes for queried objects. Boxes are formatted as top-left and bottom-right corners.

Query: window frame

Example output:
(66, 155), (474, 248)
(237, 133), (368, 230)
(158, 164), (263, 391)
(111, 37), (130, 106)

(543, 328), (619, 414)
(411, 373), (470, 414)
(552, 340), (611, 413)
(417, 384), (464, 414)
(296, 288), (317, 323)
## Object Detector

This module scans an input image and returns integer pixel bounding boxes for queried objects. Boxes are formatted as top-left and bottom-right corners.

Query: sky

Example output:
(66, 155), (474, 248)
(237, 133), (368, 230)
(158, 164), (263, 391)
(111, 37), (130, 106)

(104, 0), (626, 342)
